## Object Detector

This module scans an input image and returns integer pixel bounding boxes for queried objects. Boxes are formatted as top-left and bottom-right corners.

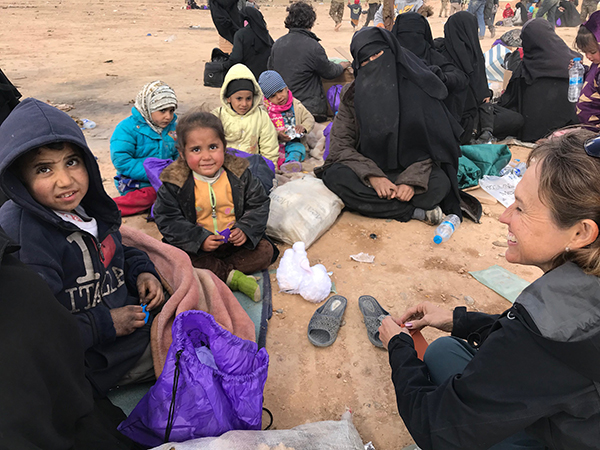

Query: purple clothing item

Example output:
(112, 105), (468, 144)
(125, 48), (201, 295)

(117, 310), (269, 447)
(584, 10), (600, 41)
(576, 63), (600, 127)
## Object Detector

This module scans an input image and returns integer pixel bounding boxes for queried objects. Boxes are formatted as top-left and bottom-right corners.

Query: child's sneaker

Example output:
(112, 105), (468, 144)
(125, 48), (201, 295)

(227, 270), (261, 302)
(280, 160), (303, 173)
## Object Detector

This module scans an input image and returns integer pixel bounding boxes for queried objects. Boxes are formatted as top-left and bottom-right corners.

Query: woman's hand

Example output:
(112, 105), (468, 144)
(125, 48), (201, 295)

(568, 59), (575, 69)
(340, 61), (352, 69)
(201, 234), (225, 252)
(395, 184), (415, 202)
(369, 176), (397, 199)
(379, 316), (410, 349)
(398, 301), (454, 333)
(229, 228), (248, 246)
(278, 130), (291, 142)
(295, 125), (306, 135)
(110, 305), (146, 337)
(136, 272), (165, 310)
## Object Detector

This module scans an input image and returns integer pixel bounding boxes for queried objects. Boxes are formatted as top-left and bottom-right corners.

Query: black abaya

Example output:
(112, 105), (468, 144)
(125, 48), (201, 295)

(392, 13), (469, 121)
(317, 28), (463, 221)
(499, 19), (580, 141)
(209, 0), (242, 44)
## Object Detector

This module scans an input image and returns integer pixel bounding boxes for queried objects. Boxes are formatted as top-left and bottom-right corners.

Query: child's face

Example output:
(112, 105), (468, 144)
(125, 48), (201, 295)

(268, 87), (289, 106)
(227, 90), (253, 115)
(151, 107), (175, 128)
(183, 127), (225, 177)
(584, 44), (600, 65)
(20, 144), (89, 212)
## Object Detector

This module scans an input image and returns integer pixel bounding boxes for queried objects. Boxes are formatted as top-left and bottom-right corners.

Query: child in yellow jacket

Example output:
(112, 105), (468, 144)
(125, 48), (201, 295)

(212, 64), (279, 169)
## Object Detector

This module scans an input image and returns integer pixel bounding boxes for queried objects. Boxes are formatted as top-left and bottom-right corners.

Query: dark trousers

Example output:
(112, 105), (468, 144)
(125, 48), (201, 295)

(423, 337), (547, 450)
(536, 0), (559, 27)
(321, 163), (451, 222)
(479, 103), (524, 140)
(364, 2), (380, 26)
(189, 238), (273, 281)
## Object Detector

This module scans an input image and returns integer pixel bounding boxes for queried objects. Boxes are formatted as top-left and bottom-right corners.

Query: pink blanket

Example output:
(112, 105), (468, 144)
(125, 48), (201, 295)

(121, 226), (256, 376)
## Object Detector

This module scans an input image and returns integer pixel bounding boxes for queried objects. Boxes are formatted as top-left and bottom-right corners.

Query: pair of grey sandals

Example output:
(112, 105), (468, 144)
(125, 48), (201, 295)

(307, 295), (389, 348)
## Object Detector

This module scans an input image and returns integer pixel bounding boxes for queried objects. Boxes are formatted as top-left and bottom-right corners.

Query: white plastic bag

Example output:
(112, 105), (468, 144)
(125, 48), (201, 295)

(276, 241), (332, 303)
(267, 176), (343, 249)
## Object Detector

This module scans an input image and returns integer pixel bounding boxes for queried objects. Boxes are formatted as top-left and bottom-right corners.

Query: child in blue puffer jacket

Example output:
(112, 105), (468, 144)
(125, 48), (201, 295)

(111, 80), (178, 216)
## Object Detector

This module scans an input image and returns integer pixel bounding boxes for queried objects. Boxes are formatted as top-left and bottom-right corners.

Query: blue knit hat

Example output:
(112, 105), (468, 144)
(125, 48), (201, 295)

(258, 70), (287, 99)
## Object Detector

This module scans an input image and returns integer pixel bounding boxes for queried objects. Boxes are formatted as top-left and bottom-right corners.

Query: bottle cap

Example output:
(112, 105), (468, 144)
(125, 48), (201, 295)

(433, 235), (443, 244)
(574, 57), (582, 61)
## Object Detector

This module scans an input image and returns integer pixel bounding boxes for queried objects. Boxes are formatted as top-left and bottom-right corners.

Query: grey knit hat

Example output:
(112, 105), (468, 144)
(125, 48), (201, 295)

(258, 70), (287, 99)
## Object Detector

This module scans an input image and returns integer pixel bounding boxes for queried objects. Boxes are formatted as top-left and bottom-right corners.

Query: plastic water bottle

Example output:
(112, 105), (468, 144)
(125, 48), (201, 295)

(513, 161), (527, 177)
(433, 214), (461, 245)
(568, 57), (584, 103)
(81, 119), (96, 130)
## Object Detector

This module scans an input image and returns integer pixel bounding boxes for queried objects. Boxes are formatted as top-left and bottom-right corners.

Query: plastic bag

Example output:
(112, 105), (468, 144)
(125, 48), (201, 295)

(267, 176), (343, 249)
(118, 310), (269, 447)
(276, 242), (332, 303)
(149, 419), (365, 450)
(327, 84), (344, 115)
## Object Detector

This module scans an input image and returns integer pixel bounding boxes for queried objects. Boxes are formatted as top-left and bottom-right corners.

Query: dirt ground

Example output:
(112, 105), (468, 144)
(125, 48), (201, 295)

(1, 1), (584, 448)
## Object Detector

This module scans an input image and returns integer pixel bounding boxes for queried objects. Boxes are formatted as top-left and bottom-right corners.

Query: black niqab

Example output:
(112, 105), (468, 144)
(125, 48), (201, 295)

(441, 11), (489, 103)
(350, 27), (462, 217)
(241, 7), (274, 47)
(517, 18), (580, 84)
(392, 13), (435, 61)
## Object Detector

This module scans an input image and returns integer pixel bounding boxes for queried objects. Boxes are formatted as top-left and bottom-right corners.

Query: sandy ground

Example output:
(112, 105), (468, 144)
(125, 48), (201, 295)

(1, 1), (585, 448)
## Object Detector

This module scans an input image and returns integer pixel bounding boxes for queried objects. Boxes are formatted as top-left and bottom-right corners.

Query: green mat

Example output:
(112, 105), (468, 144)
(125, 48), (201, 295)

(469, 265), (531, 303)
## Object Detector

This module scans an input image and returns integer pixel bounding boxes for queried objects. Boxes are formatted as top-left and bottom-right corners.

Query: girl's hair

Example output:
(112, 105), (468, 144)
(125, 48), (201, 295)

(175, 107), (227, 154)
(528, 129), (600, 275)
(284, 1), (316, 30)
(575, 25), (599, 53)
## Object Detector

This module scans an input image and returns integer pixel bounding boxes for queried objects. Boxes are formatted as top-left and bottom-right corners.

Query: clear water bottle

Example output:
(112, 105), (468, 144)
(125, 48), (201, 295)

(568, 57), (584, 103)
(433, 214), (461, 245)
(81, 119), (96, 129)
(513, 161), (527, 177)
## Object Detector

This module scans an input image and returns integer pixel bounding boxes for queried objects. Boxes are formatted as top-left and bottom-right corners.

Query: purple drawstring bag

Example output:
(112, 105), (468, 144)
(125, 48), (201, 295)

(117, 310), (269, 447)
(327, 85), (343, 115)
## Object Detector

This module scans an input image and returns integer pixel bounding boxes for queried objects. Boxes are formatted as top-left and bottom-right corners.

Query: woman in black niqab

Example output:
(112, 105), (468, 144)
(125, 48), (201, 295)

(499, 18), (580, 141)
(438, 11), (524, 143)
(392, 12), (469, 121)
(315, 27), (463, 223)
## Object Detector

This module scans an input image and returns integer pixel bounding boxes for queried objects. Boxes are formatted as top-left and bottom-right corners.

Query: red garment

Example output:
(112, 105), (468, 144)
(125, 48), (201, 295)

(503, 5), (514, 18)
(112, 186), (156, 216)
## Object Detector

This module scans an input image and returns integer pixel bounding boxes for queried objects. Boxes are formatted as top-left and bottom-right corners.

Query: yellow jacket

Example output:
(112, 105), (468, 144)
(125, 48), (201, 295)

(212, 64), (279, 165)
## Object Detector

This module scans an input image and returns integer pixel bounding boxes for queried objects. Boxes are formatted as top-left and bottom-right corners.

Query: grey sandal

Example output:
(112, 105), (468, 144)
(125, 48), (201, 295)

(307, 295), (348, 347)
(358, 295), (390, 348)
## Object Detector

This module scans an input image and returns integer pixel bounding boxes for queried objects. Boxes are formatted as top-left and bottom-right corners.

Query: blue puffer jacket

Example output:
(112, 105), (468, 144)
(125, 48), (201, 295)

(110, 107), (178, 189)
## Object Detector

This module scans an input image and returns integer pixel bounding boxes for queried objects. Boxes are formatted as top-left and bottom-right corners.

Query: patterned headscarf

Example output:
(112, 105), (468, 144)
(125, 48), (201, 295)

(134, 80), (178, 134)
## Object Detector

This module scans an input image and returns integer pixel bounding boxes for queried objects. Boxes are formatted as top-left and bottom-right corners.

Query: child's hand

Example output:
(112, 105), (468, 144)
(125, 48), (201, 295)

(295, 125), (306, 134)
(110, 305), (146, 337)
(137, 272), (164, 310)
(278, 130), (291, 142)
(229, 228), (248, 246)
(201, 234), (225, 252)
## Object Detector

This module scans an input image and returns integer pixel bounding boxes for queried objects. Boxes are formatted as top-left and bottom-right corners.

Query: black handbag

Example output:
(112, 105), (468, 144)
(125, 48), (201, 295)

(203, 61), (226, 88)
